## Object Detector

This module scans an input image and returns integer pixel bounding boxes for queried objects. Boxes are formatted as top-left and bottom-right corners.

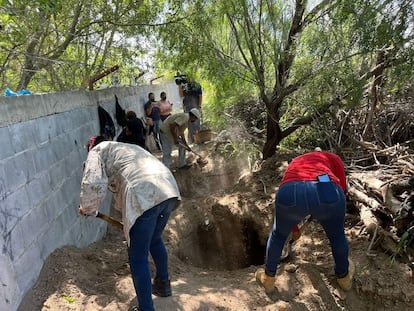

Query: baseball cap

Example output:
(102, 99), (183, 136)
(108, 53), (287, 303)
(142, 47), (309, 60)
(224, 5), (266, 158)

(190, 108), (201, 119)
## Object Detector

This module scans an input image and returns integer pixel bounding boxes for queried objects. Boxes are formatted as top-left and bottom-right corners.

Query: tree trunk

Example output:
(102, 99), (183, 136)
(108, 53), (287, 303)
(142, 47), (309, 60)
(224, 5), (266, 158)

(262, 114), (282, 159)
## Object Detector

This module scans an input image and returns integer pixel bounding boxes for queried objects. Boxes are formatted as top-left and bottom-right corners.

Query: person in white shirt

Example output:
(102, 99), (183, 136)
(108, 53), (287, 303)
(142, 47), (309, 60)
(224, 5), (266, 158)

(79, 138), (181, 311)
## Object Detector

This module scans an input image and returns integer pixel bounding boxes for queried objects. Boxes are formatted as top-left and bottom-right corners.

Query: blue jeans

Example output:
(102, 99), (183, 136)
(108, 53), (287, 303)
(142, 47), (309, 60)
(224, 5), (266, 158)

(153, 119), (162, 142)
(160, 132), (186, 169)
(128, 198), (176, 311)
(265, 180), (349, 277)
(187, 118), (200, 144)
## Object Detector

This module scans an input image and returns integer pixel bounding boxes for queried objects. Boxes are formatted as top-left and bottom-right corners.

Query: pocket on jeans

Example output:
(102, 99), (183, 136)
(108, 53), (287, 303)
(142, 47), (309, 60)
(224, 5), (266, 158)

(276, 183), (296, 208)
(316, 182), (339, 204)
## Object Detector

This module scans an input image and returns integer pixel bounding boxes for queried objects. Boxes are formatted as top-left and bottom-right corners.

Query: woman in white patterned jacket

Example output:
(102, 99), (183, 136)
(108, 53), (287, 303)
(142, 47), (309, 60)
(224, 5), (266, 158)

(79, 137), (181, 311)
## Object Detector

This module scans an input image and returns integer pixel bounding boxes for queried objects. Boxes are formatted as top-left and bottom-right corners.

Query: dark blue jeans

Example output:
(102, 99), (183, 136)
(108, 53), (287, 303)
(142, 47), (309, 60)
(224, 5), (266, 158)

(265, 180), (349, 277)
(128, 198), (176, 311)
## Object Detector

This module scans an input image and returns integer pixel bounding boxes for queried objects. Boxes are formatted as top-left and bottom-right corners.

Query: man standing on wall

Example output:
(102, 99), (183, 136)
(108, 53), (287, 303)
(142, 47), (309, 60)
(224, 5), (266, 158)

(79, 138), (181, 311)
(176, 74), (202, 144)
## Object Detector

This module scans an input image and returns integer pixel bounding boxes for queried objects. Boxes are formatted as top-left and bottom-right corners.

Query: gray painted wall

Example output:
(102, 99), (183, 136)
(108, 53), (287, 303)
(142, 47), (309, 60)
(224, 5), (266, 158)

(0, 82), (181, 311)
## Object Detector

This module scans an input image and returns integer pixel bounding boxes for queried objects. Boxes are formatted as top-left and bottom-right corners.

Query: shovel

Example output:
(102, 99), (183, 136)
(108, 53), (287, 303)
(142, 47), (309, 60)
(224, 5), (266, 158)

(83, 209), (123, 230)
(96, 211), (123, 229)
(280, 216), (313, 262)
(178, 141), (208, 166)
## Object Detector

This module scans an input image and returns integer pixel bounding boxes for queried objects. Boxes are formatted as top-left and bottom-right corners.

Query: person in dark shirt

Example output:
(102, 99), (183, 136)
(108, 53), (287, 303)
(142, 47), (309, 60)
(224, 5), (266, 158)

(144, 92), (162, 149)
(117, 117), (146, 149)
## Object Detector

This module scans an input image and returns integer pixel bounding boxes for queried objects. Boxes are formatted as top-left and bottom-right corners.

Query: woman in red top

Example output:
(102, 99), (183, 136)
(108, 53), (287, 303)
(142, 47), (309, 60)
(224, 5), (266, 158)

(255, 150), (354, 293)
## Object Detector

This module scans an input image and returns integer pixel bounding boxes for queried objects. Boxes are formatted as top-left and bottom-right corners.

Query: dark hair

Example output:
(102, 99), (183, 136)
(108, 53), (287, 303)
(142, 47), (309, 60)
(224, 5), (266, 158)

(160, 91), (166, 97)
(126, 110), (137, 120)
(148, 92), (154, 98)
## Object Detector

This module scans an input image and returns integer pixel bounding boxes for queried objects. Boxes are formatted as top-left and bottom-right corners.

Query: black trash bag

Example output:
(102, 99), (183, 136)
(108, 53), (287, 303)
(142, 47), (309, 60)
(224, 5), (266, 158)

(98, 105), (115, 140)
(115, 95), (127, 127)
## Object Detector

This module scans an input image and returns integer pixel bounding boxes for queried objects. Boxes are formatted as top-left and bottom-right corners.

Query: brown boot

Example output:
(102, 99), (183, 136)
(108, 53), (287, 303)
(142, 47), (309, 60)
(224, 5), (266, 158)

(337, 258), (355, 291)
(255, 268), (275, 294)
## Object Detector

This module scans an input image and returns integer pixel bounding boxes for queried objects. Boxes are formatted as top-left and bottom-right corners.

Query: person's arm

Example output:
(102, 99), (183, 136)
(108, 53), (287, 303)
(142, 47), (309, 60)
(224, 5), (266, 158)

(166, 100), (173, 113)
(169, 122), (180, 144)
(198, 94), (202, 109)
(79, 151), (108, 216)
(145, 102), (153, 116)
(197, 84), (203, 108)
(178, 84), (184, 97)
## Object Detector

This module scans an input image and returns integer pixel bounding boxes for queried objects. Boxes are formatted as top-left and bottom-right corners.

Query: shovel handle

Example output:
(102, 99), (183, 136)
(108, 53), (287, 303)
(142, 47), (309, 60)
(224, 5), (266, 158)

(96, 211), (123, 229)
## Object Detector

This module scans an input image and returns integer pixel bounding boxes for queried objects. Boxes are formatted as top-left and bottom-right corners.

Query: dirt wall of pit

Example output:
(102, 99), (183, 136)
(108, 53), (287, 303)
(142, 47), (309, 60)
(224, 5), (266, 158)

(0, 82), (181, 311)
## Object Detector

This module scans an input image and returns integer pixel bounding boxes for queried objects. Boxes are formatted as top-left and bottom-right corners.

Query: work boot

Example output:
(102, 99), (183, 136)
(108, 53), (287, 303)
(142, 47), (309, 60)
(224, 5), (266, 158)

(152, 277), (172, 297)
(255, 268), (275, 294)
(337, 258), (355, 291)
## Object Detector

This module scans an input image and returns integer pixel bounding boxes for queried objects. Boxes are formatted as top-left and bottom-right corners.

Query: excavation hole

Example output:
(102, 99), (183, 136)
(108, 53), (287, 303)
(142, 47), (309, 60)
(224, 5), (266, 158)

(176, 214), (265, 270)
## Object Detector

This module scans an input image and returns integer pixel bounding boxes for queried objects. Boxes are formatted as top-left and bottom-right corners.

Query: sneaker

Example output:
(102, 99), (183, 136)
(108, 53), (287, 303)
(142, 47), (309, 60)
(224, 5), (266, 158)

(152, 277), (172, 297)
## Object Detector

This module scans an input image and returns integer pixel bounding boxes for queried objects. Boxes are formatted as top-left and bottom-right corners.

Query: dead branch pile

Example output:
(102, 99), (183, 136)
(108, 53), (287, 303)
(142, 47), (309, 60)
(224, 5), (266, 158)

(345, 142), (414, 261)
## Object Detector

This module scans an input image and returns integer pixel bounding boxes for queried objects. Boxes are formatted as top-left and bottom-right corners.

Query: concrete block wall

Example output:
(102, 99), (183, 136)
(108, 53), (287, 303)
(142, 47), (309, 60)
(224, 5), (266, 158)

(0, 82), (181, 311)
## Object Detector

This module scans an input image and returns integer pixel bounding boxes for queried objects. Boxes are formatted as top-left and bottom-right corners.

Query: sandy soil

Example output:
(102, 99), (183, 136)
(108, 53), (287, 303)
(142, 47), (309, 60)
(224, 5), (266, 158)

(18, 146), (414, 311)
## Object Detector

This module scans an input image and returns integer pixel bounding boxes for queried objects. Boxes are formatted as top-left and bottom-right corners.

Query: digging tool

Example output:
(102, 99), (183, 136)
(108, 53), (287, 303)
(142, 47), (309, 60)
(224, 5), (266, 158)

(177, 140), (208, 166)
(96, 211), (123, 230)
(280, 216), (313, 261)
(79, 205), (123, 229)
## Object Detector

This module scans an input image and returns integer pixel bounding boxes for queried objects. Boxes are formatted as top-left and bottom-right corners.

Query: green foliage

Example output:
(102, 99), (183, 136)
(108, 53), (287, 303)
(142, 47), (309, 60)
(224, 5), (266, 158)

(280, 126), (322, 150)
(1, 0), (414, 154)
(63, 296), (76, 303)
(0, 0), (167, 91)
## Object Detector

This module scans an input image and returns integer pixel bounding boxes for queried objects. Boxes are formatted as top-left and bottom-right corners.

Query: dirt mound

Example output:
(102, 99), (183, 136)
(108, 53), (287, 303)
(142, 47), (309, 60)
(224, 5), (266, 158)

(18, 148), (414, 311)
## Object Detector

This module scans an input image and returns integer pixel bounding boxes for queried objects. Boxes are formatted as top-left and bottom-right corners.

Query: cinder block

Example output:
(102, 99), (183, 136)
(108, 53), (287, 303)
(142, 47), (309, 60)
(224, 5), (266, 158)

(0, 126), (14, 160)
(42, 191), (62, 221)
(33, 143), (58, 175)
(26, 174), (51, 208)
(0, 253), (20, 311)
(51, 136), (73, 161)
(9, 221), (26, 261)
(63, 176), (81, 200)
(3, 151), (35, 194)
(14, 240), (42, 296)
(64, 149), (84, 178)
(48, 160), (68, 191)
(1, 188), (30, 230)
(8, 120), (37, 154)
(0, 162), (9, 201)
(3, 156), (26, 194)
(18, 206), (49, 254)
(32, 116), (53, 145)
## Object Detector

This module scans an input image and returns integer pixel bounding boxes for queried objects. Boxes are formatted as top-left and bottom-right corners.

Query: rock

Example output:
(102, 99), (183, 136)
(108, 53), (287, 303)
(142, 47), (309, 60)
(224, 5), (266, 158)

(284, 264), (298, 273)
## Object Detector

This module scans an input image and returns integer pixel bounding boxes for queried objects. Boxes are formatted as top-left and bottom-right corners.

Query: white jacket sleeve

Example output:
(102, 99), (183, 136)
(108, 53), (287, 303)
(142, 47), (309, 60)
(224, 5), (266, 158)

(79, 151), (108, 215)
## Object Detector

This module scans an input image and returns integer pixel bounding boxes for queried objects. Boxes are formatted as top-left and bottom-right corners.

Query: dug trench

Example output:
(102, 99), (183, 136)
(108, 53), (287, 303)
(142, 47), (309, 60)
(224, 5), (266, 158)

(167, 152), (269, 271)
(18, 151), (414, 311)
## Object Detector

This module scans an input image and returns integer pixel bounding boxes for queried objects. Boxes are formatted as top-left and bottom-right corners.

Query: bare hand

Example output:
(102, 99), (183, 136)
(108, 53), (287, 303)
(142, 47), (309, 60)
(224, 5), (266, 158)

(78, 206), (87, 216)
(78, 207), (97, 217)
